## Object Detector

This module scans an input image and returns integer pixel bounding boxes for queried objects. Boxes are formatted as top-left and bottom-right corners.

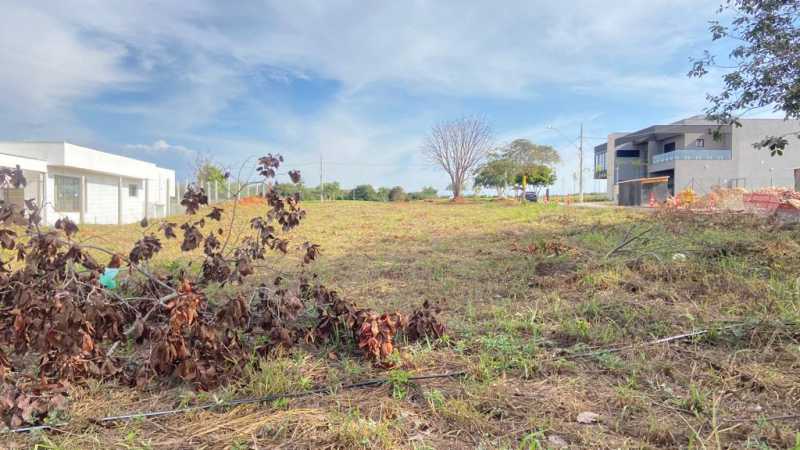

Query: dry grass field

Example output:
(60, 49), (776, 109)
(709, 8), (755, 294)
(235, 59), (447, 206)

(6, 199), (800, 449)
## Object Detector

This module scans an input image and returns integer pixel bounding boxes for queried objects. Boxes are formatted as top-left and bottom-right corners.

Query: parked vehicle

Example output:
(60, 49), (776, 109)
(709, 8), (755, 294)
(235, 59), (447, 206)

(524, 191), (538, 202)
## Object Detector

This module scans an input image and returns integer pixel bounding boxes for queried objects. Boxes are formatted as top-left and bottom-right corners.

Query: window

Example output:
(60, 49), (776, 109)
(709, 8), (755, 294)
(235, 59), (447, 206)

(129, 183), (139, 197)
(594, 149), (607, 178)
(664, 142), (676, 153)
(54, 175), (81, 212)
(695, 138), (705, 147)
(616, 149), (640, 158)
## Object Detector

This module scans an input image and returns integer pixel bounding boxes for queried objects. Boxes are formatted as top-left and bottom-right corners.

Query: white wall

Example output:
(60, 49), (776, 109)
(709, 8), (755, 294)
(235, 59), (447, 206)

(86, 173), (122, 225)
(0, 142), (176, 224)
(121, 177), (145, 224)
(0, 142), (65, 165)
(44, 169), (147, 225)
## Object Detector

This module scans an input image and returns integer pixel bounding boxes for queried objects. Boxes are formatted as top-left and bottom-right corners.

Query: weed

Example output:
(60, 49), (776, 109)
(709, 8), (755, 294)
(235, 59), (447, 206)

(594, 352), (626, 371)
(387, 369), (411, 400)
(518, 430), (549, 450)
(238, 357), (308, 397)
(677, 384), (711, 417)
(424, 388), (446, 411)
(331, 410), (396, 449)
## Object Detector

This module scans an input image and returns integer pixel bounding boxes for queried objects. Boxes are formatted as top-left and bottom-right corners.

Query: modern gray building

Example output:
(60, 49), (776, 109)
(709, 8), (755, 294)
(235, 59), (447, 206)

(594, 116), (800, 201)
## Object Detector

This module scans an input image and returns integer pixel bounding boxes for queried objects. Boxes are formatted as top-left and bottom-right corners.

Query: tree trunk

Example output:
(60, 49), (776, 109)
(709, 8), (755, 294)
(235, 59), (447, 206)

(451, 176), (462, 199)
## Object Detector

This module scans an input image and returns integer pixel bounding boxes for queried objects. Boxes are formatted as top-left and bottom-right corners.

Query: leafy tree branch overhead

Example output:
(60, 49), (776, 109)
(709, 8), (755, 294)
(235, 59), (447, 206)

(689, 0), (800, 155)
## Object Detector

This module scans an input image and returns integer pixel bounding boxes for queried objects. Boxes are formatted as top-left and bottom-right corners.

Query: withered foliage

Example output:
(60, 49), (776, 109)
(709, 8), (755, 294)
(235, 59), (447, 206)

(0, 381), (68, 428)
(0, 161), (446, 428)
(406, 300), (447, 341)
(129, 235), (162, 264)
(180, 184), (208, 215)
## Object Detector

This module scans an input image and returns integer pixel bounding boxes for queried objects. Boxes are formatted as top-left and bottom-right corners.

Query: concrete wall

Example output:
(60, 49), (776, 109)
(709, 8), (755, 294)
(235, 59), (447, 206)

(733, 119), (800, 190)
(671, 159), (739, 194)
(652, 131), (731, 154)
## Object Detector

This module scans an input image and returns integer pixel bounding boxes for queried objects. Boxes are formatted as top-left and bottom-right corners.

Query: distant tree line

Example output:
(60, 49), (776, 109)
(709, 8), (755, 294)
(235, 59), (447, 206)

(271, 182), (438, 202)
(192, 157), (438, 202)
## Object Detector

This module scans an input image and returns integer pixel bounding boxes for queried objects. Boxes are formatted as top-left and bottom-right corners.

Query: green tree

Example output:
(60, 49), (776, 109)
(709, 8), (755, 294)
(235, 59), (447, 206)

(388, 186), (407, 202)
(352, 184), (377, 201)
(274, 182), (305, 198)
(502, 139), (561, 166)
(409, 186), (438, 200)
(419, 186), (437, 198)
(474, 157), (516, 197)
(322, 181), (342, 200)
(376, 187), (390, 202)
(689, 0), (800, 154)
(514, 164), (557, 196)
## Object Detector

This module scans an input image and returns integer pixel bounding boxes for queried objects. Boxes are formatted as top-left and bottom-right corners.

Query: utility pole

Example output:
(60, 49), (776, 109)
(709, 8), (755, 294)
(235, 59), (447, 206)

(579, 122), (584, 203)
(319, 154), (324, 202)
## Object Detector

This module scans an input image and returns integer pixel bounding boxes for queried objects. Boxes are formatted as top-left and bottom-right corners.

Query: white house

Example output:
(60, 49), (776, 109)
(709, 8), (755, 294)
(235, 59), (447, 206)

(0, 141), (176, 225)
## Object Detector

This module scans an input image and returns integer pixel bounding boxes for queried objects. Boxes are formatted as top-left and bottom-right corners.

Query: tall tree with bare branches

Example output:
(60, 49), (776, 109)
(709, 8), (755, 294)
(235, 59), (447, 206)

(422, 117), (492, 199)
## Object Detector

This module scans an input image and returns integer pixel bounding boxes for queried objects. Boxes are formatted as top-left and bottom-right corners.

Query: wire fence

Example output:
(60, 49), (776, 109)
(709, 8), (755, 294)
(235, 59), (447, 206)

(677, 177), (749, 196)
(169, 180), (268, 213)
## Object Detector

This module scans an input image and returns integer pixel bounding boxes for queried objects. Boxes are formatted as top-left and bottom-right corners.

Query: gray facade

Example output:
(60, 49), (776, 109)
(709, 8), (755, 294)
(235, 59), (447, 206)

(594, 116), (800, 200)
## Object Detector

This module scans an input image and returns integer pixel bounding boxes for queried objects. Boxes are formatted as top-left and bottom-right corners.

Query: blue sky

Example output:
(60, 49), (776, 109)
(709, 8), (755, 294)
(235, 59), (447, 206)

(1, 0), (736, 194)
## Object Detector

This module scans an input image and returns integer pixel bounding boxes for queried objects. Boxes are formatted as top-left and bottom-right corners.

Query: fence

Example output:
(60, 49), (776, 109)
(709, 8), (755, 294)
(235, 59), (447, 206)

(169, 180), (269, 214)
(677, 177), (751, 196)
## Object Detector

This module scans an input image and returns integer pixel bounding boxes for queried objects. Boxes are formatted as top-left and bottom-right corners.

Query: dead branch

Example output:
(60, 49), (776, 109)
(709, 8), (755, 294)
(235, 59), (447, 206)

(605, 225), (654, 259)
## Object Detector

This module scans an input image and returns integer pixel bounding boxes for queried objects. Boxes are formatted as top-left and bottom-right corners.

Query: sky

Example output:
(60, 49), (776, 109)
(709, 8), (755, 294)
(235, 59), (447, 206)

(0, 0), (737, 194)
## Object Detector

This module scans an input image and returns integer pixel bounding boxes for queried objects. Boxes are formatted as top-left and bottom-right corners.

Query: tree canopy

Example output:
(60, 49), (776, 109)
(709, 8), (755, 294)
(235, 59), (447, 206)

(352, 184), (378, 201)
(194, 155), (228, 186)
(689, 0), (800, 155)
(473, 157), (516, 197)
(515, 164), (557, 195)
(388, 186), (407, 202)
(501, 139), (561, 166)
(409, 186), (438, 200)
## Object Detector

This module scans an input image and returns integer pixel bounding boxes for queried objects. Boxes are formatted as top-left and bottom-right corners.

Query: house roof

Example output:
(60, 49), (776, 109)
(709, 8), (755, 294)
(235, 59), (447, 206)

(0, 142), (174, 183)
(0, 152), (48, 173)
(615, 124), (725, 145)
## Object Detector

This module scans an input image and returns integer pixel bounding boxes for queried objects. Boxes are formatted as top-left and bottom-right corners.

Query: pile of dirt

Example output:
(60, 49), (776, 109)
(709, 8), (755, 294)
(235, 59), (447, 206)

(238, 196), (266, 205)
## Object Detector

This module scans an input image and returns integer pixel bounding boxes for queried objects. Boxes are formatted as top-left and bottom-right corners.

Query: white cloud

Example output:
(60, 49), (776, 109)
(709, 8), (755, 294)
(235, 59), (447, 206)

(4, 0), (723, 109)
(0, 3), (131, 139)
(125, 140), (195, 157)
(2, 0), (730, 190)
